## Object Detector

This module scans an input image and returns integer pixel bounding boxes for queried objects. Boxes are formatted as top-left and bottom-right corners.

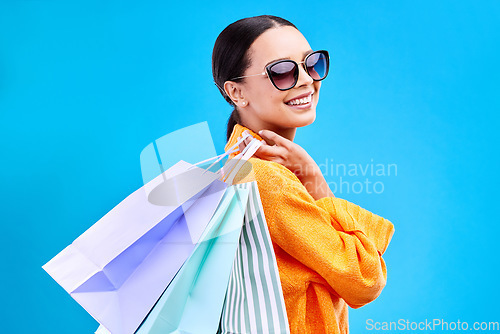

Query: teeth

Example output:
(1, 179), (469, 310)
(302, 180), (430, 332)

(287, 94), (312, 106)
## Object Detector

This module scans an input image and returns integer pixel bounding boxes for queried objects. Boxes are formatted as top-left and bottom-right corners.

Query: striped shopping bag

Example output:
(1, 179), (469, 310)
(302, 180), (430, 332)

(219, 181), (290, 334)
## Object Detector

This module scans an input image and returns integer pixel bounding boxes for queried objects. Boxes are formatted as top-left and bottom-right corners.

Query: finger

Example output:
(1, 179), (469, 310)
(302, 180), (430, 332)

(237, 136), (247, 153)
(254, 152), (284, 166)
(254, 142), (287, 160)
(237, 135), (254, 154)
(258, 129), (290, 148)
(254, 143), (278, 157)
(243, 136), (252, 149)
(242, 130), (253, 142)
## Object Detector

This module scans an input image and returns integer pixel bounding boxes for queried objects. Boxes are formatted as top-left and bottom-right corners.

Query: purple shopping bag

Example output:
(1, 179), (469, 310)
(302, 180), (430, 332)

(43, 160), (227, 334)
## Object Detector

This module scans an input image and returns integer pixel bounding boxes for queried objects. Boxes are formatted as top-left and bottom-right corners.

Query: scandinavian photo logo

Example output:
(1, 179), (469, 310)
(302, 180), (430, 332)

(319, 158), (397, 195)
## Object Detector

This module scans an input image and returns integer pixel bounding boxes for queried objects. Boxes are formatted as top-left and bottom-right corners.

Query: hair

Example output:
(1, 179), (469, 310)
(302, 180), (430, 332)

(212, 15), (297, 141)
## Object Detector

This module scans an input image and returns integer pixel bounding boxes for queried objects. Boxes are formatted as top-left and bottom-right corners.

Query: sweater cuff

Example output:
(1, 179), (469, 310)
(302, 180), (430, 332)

(315, 197), (395, 255)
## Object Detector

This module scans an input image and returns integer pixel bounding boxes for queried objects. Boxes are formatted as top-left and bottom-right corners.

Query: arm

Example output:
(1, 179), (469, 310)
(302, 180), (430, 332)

(254, 160), (395, 308)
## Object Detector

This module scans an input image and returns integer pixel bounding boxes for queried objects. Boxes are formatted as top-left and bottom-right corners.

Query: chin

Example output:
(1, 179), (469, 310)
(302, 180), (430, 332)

(288, 108), (317, 128)
(299, 112), (316, 127)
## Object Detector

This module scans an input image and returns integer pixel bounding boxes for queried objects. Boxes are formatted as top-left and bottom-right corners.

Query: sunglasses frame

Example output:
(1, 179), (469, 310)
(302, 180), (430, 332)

(229, 50), (330, 91)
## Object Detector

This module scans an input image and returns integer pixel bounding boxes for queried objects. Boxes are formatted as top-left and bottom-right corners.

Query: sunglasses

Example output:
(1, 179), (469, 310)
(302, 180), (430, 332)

(229, 50), (329, 91)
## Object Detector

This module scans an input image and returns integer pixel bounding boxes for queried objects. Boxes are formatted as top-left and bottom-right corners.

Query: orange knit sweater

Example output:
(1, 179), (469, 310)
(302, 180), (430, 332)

(225, 124), (395, 334)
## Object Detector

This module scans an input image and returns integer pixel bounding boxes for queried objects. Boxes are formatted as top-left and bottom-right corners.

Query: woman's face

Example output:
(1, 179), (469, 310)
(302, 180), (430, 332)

(233, 26), (322, 136)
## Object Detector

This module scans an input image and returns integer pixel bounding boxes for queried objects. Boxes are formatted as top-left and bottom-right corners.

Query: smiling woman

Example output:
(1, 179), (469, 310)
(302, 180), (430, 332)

(213, 15), (395, 334)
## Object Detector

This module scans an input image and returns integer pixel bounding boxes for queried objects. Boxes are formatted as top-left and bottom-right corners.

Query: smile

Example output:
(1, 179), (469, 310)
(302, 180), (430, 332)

(285, 92), (313, 107)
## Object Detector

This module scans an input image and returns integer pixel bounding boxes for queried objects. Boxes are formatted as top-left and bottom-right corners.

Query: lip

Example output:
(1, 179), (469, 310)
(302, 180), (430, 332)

(284, 91), (314, 104)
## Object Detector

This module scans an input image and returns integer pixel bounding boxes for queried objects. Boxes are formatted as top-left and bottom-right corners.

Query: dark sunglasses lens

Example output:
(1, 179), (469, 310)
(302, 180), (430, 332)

(268, 61), (297, 89)
(306, 52), (328, 80)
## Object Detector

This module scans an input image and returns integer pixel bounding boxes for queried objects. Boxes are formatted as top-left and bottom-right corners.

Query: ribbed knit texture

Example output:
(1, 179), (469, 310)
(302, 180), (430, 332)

(225, 124), (395, 334)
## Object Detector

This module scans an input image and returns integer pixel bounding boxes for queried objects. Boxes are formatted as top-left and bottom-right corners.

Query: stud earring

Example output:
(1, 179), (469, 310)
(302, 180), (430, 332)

(241, 101), (247, 106)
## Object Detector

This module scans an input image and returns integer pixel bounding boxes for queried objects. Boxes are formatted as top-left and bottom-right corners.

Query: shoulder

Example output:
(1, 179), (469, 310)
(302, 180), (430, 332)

(246, 157), (316, 204)
(249, 157), (300, 188)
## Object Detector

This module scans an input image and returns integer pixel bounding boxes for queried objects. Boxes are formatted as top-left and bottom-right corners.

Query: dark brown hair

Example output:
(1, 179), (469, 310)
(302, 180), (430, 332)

(212, 15), (297, 141)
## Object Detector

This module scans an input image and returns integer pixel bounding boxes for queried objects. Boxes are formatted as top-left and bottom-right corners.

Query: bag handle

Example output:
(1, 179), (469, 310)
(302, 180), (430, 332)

(221, 138), (262, 184)
(187, 132), (261, 184)
(187, 132), (253, 172)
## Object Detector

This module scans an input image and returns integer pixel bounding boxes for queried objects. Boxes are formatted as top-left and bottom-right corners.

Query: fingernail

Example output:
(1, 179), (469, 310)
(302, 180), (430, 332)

(258, 130), (263, 135)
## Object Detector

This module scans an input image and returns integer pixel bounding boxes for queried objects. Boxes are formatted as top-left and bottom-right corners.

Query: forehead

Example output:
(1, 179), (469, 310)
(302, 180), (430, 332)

(247, 26), (312, 67)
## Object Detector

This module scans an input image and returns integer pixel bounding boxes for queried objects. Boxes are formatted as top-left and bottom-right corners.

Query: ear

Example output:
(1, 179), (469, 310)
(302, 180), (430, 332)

(224, 81), (248, 108)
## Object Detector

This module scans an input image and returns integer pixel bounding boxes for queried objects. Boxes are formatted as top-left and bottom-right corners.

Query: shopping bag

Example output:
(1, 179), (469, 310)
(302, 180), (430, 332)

(135, 185), (249, 334)
(93, 135), (263, 334)
(43, 160), (227, 334)
(218, 181), (290, 334)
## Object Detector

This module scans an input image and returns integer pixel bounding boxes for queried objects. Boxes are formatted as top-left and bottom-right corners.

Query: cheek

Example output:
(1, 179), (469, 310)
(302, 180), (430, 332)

(314, 81), (322, 93)
(257, 90), (286, 107)
(275, 92), (288, 104)
(247, 83), (287, 111)
(313, 82), (321, 103)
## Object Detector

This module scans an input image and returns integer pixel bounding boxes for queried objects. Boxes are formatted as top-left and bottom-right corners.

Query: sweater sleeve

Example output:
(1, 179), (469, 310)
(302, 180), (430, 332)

(253, 159), (395, 309)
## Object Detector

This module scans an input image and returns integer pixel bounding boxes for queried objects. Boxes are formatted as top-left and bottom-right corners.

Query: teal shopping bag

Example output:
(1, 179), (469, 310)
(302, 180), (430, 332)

(135, 185), (249, 334)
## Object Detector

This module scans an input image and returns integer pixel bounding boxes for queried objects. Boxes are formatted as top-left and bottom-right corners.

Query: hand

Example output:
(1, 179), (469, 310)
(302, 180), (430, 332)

(238, 129), (335, 200)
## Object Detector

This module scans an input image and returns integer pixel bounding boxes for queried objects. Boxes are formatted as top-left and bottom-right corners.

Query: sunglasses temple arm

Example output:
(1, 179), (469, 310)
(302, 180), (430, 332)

(229, 72), (267, 81)
(214, 73), (264, 95)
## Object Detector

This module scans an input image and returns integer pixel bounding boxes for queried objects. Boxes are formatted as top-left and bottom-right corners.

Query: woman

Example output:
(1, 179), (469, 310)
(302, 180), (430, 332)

(213, 15), (395, 334)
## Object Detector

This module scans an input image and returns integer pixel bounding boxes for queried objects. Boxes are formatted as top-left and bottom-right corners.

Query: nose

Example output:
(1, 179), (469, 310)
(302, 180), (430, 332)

(295, 63), (314, 88)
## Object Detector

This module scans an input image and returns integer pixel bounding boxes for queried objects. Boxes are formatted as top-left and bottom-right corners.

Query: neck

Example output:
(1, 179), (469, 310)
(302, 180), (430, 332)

(239, 112), (297, 142)
(274, 127), (296, 141)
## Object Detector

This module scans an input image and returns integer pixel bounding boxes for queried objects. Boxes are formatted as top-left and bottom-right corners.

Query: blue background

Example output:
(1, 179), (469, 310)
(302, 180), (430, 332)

(1, 0), (499, 333)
